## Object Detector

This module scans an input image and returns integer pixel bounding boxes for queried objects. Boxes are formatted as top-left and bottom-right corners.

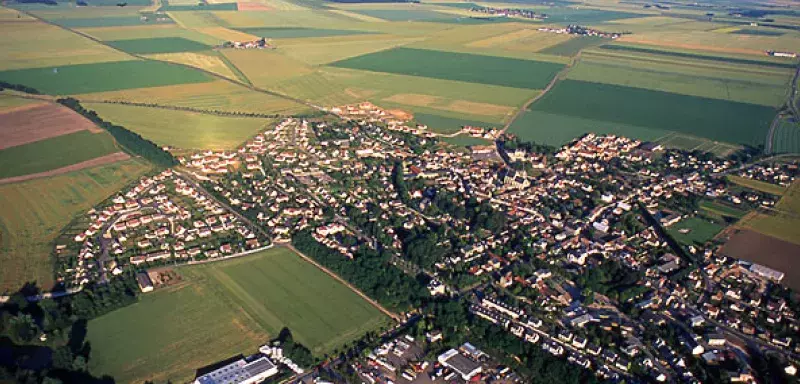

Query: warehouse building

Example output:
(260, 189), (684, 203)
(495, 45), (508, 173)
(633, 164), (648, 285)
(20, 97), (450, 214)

(194, 355), (278, 384)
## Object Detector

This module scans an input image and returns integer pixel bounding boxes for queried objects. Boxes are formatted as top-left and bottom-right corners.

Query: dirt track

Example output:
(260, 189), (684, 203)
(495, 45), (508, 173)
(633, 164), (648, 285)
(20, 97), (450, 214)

(0, 102), (101, 150)
(0, 152), (130, 185)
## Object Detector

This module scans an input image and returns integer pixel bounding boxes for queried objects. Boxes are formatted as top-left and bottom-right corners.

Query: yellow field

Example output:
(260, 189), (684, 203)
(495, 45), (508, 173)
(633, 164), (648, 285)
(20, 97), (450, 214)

(195, 26), (259, 42)
(383, 93), (514, 120)
(167, 11), (226, 29)
(278, 35), (421, 65)
(468, 29), (573, 52)
(618, 30), (800, 56)
(0, 6), (35, 21)
(85, 103), (275, 150)
(75, 80), (310, 115)
(738, 180), (800, 245)
(221, 49), (313, 88)
(712, 26), (742, 33)
(0, 94), (43, 112)
(329, 9), (387, 23)
(0, 20), (131, 71)
(145, 52), (238, 81)
(0, 159), (151, 293)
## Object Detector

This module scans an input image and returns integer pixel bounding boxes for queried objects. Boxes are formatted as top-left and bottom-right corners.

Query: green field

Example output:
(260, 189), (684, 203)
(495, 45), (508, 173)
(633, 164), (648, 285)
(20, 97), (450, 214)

(727, 175), (788, 196)
(87, 247), (389, 384)
(598, 44), (797, 69)
(330, 47), (564, 90)
(667, 217), (725, 246)
(52, 16), (174, 28)
(515, 80), (776, 146)
(772, 118), (800, 153)
(700, 199), (749, 220)
(508, 109), (667, 146)
(739, 180), (800, 245)
(159, 1), (238, 11)
(0, 131), (118, 178)
(235, 27), (374, 38)
(413, 112), (496, 133)
(731, 28), (785, 36)
(349, 9), (454, 22)
(0, 159), (151, 293)
(539, 36), (604, 56)
(537, 8), (646, 23)
(107, 37), (211, 54)
(0, 60), (212, 95)
(86, 103), (274, 150)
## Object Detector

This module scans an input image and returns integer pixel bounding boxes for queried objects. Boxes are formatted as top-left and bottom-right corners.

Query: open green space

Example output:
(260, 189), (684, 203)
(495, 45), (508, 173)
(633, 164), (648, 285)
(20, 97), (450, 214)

(599, 44), (798, 69)
(330, 47), (564, 89)
(0, 60), (212, 95)
(0, 131), (118, 178)
(51, 16), (174, 28)
(539, 36), (604, 56)
(235, 27), (375, 38)
(107, 37), (211, 54)
(85, 103), (273, 150)
(521, 80), (776, 147)
(667, 217), (725, 246)
(87, 247), (389, 384)
(727, 175), (787, 196)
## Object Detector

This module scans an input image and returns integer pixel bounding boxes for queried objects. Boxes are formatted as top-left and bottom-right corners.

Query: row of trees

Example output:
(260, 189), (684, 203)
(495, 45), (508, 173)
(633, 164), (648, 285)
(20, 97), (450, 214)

(57, 98), (178, 168)
(292, 230), (428, 312)
(0, 81), (41, 95)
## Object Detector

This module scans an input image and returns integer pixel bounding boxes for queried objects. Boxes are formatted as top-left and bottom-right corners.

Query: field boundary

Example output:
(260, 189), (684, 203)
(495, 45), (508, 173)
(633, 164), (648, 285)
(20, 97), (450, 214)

(0, 152), (130, 185)
(285, 243), (400, 322)
(77, 99), (290, 119)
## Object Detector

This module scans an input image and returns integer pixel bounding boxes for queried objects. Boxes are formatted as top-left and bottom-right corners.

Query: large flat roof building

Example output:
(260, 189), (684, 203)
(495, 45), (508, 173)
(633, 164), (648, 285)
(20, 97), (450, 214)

(194, 355), (278, 384)
(438, 349), (481, 381)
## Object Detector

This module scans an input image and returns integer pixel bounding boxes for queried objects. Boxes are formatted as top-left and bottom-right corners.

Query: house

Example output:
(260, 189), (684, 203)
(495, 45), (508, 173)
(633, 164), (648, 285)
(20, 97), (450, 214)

(136, 272), (153, 293)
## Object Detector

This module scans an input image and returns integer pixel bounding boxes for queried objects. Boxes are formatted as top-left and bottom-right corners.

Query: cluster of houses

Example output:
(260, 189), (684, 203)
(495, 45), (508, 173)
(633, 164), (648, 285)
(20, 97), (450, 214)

(537, 25), (621, 39)
(469, 6), (548, 20)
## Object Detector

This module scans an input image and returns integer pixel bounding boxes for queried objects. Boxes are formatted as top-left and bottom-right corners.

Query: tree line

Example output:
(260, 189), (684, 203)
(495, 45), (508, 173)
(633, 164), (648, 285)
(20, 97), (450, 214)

(0, 81), (41, 95)
(57, 98), (178, 168)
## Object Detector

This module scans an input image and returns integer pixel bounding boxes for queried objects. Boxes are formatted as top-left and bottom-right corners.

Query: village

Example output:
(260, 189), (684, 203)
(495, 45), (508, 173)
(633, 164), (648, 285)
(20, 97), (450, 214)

(52, 102), (800, 383)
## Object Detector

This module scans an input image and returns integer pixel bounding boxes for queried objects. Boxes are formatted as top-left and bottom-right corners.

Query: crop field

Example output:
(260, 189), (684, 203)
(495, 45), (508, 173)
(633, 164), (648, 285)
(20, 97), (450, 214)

(277, 36), (422, 65)
(87, 247), (389, 384)
(771, 118), (800, 153)
(466, 29), (572, 52)
(0, 159), (150, 293)
(731, 28), (785, 36)
(0, 60), (212, 95)
(0, 94), (41, 112)
(738, 180), (800, 245)
(666, 217), (725, 247)
(567, 55), (789, 107)
(0, 101), (98, 150)
(533, 8), (646, 23)
(107, 37), (212, 54)
(700, 200), (748, 220)
(0, 131), (120, 179)
(382, 93), (514, 123)
(412, 112), (498, 133)
(144, 51), (239, 80)
(76, 80), (310, 115)
(720, 229), (800, 291)
(221, 49), (313, 88)
(539, 36), (605, 56)
(347, 9), (454, 22)
(330, 47), (564, 90)
(0, 21), (130, 71)
(78, 24), (221, 46)
(727, 175), (788, 196)
(597, 44), (797, 69)
(234, 26), (374, 38)
(508, 109), (666, 146)
(160, 2), (239, 11)
(515, 80), (776, 147)
(617, 29), (800, 56)
(85, 103), (274, 150)
(51, 16), (174, 28)
(655, 133), (741, 157)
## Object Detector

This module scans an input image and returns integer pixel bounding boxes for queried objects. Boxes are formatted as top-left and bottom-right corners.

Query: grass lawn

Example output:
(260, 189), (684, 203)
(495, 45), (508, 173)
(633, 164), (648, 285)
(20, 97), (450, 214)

(0, 131), (119, 178)
(0, 60), (212, 95)
(87, 247), (389, 384)
(329, 47), (564, 90)
(523, 80), (776, 147)
(0, 159), (151, 293)
(727, 175), (787, 196)
(107, 37), (211, 54)
(85, 103), (273, 150)
(667, 217), (725, 246)
(700, 199), (749, 220)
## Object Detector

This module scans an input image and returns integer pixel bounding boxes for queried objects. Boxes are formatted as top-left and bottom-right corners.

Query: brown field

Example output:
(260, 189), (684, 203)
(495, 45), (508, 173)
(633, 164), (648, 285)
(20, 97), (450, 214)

(238, 2), (273, 11)
(0, 152), (130, 185)
(0, 102), (100, 150)
(720, 229), (800, 291)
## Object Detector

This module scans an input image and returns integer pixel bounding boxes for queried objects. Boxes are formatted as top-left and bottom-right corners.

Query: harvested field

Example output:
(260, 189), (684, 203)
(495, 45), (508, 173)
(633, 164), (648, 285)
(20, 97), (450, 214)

(107, 37), (211, 54)
(540, 36), (604, 56)
(720, 229), (800, 291)
(144, 51), (238, 80)
(0, 152), (130, 185)
(238, 1), (273, 10)
(0, 102), (99, 150)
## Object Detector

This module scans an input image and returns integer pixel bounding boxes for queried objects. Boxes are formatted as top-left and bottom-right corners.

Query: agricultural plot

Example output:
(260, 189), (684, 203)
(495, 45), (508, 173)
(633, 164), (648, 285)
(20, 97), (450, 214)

(107, 37), (212, 54)
(78, 24), (221, 46)
(87, 247), (389, 384)
(771, 118), (800, 153)
(0, 94), (42, 112)
(534, 8), (646, 24)
(666, 217), (724, 247)
(348, 9), (454, 22)
(617, 29), (800, 56)
(516, 80), (776, 147)
(731, 28), (785, 36)
(738, 180), (800, 246)
(0, 101), (98, 150)
(0, 60), (212, 95)
(720, 229), (800, 291)
(539, 36), (605, 56)
(85, 103), (274, 150)
(76, 80), (311, 115)
(413, 112), (498, 133)
(330, 47), (564, 89)
(160, 1), (238, 11)
(655, 133), (741, 158)
(0, 21), (130, 71)
(0, 131), (119, 179)
(144, 51), (239, 80)
(51, 16), (174, 28)
(234, 26), (375, 38)
(0, 159), (150, 293)
(700, 200), (748, 220)
(598, 44), (797, 69)
(277, 36), (422, 65)
(727, 175), (787, 196)
(508, 109), (667, 146)
(221, 49), (313, 88)
(466, 29), (572, 53)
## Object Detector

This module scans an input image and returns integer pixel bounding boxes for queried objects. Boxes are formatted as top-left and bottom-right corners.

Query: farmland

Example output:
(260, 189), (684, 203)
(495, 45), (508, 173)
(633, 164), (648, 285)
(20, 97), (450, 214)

(106, 37), (212, 54)
(0, 159), (151, 293)
(85, 103), (275, 150)
(0, 131), (120, 179)
(234, 26), (374, 38)
(510, 80), (776, 147)
(330, 47), (564, 90)
(720, 229), (800, 291)
(87, 247), (389, 384)
(738, 180), (800, 245)
(0, 101), (97, 149)
(0, 60), (212, 95)
(727, 175), (788, 196)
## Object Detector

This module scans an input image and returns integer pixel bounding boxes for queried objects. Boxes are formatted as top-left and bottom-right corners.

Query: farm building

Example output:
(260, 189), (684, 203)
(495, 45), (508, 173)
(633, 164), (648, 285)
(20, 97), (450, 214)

(136, 272), (153, 293)
(194, 355), (278, 384)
